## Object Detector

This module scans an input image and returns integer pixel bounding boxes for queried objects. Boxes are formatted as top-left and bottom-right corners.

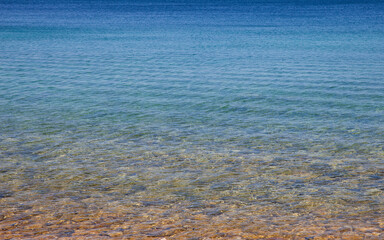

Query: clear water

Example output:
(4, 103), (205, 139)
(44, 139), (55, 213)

(0, 0), (383, 239)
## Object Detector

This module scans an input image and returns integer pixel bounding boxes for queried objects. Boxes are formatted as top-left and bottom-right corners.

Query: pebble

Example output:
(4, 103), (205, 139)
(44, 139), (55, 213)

(240, 232), (259, 239)
(72, 216), (89, 222)
(108, 231), (123, 237)
(339, 233), (362, 240)
(357, 227), (381, 233)
(25, 223), (44, 230)
(0, 223), (11, 231)
(73, 229), (90, 236)
(338, 226), (353, 233)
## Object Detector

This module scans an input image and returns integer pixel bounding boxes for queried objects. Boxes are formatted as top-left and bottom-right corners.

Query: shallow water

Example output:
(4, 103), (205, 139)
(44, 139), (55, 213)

(0, 0), (384, 239)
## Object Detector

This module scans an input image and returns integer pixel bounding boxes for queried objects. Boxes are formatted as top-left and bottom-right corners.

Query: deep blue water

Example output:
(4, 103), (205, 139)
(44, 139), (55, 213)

(0, 0), (383, 238)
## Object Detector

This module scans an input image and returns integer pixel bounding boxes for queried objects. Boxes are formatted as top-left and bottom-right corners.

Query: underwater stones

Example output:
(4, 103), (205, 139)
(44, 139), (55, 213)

(73, 229), (91, 236)
(0, 190), (13, 198)
(126, 185), (147, 195)
(108, 230), (124, 237)
(0, 222), (18, 231)
(55, 229), (75, 238)
(0, 159), (383, 239)
(25, 223), (44, 230)
(324, 169), (348, 179)
(72, 216), (89, 223)
(308, 163), (332, 173)
(357, 226), (382, 233)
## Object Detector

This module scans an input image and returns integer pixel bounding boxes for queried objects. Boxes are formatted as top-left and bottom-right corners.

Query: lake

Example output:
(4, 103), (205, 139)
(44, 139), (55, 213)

(0, 0), (383, 238)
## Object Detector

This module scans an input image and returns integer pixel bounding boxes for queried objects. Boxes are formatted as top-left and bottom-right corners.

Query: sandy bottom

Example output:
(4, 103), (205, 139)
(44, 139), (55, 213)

(1, 197), (383, 240)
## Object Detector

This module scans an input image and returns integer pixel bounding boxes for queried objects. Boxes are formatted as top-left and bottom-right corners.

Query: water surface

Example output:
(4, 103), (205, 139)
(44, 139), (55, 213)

(0, 0), (383, 239)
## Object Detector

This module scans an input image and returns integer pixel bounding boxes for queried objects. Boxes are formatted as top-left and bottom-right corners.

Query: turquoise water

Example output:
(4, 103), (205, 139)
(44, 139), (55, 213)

(1, 1), (384, 238)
